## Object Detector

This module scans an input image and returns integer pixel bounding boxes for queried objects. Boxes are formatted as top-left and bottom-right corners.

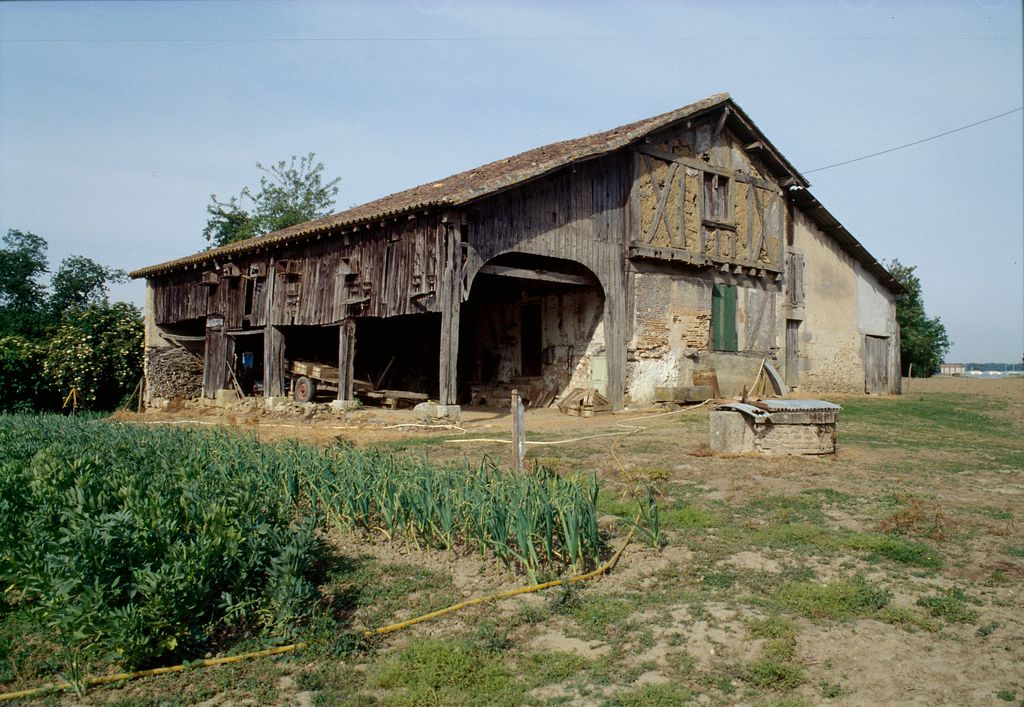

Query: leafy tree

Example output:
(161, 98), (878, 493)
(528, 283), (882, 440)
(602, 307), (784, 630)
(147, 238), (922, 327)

(0, 229), (49, 337)
(49, 255), (128, 315)
(0, 335), (51, 412)
(43, 302), (144, 410)
(887, 259), (951, 377)
(203, 153), (341, 248)
(0, 229), (142, 411)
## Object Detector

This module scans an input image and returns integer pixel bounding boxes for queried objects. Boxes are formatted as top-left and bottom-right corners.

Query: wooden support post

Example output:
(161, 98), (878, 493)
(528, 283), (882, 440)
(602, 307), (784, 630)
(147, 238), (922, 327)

(264, 327), (285, 397)
(337, 318), (356, 401)
(438, 218), (462, 405)
(202, 316), (227, 398)
(712, 106), (731, 142)
(602, 269), (628, 411)
(263, 261), (285, 397)
(511, 388), (525, 473)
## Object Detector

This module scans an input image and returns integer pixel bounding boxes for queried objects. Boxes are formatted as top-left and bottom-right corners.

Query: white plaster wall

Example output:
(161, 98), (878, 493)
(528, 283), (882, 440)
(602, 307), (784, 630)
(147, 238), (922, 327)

(539, 291), (604, 395)
(143, 281), (170, 349)
(467, 287), (604, 403)
(856, 263), (897, 336)
(791, 209), (864, 393)
(855, 262), (901, 393)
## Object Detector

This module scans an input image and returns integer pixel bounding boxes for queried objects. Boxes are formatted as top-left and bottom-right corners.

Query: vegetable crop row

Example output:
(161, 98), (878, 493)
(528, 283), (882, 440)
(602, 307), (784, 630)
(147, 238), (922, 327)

(0, 414), (604, 668)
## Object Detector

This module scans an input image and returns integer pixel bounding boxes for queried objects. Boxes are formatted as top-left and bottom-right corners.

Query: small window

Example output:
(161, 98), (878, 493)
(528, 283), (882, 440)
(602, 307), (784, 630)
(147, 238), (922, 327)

(711, 283), (738, 352)
(703, 172), (731, 224)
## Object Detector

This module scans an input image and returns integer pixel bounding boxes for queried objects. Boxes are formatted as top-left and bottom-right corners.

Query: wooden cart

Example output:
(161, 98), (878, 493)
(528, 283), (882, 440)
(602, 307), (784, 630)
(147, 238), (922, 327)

(289, 360), (340, 403)
(288, 359), (428, 408)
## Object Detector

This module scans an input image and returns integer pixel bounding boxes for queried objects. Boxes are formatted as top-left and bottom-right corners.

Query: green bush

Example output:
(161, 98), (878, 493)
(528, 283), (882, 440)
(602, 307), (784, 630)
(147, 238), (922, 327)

(916, 588), (980, 623)
(42, 302), (143, 410)
(0, 335), (51, 412)
(0, 415), (322, 668)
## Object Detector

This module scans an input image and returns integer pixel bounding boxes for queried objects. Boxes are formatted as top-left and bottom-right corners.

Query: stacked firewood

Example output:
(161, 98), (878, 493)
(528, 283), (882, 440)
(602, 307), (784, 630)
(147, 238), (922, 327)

(146, 347), (203, 399)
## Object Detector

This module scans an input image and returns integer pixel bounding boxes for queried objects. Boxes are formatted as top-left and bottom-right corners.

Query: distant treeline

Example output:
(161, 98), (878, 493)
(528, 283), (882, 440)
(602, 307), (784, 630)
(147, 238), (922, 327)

(962, 363), (1024, 371)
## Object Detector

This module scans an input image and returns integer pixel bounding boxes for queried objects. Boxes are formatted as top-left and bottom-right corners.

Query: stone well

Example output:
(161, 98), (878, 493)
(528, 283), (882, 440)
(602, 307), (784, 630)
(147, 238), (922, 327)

(709, 400), (841, 456)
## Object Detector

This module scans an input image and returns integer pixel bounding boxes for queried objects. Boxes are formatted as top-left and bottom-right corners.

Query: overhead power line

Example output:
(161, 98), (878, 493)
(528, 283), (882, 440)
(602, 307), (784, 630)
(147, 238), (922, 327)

(803, 106), (1023, 174)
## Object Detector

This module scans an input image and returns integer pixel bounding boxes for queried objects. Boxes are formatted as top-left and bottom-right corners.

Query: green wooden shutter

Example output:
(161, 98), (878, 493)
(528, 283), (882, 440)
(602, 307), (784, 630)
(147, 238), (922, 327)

(712, 284), (738, 351)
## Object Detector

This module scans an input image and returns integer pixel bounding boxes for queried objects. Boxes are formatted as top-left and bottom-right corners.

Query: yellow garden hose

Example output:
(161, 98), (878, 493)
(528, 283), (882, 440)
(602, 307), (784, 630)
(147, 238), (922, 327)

(0, 530), (634, 702)
(0, 643), (306, 702)
(365, 526), (635, 637)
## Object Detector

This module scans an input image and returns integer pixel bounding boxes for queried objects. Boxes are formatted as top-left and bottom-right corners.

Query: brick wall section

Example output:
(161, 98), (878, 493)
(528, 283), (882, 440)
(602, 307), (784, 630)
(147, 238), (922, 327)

(755, 422), (836, 455)
(632, 274), (670, 359)
(680, 311), (711, 350)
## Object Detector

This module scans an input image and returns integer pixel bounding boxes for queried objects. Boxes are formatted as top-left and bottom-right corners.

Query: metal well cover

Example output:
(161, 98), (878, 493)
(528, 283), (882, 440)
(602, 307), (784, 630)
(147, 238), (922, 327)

(759, 400), (841, 413)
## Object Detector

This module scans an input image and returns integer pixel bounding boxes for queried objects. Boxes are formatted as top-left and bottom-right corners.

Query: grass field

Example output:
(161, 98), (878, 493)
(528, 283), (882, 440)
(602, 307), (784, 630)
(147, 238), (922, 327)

(2, 376), (1022, 705)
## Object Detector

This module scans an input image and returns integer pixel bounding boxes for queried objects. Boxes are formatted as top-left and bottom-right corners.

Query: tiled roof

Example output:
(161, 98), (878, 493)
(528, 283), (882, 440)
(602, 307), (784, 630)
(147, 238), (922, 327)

(132, 93), (751, 277)
(130, 93), (899, 296)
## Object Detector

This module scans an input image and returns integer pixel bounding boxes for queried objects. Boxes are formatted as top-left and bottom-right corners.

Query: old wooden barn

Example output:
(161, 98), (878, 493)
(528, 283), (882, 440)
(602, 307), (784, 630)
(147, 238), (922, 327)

(131, 93), (904, 411)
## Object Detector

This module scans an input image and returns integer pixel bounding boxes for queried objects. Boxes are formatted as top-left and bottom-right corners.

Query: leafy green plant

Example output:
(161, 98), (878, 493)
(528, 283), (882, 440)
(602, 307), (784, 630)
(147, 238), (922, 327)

(916, 588), (980, 624)
(633, 486), (661, 547)
(775, 576), (890, 620)
(976, 621), (999, 637)
(369, 638), (522, 706)
(0, 416), (328, 668)
(306, 441), (604, 580)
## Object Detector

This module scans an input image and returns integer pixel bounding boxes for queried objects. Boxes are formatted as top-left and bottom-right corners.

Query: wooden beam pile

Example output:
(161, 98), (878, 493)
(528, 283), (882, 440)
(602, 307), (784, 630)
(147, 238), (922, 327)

(147, 347), (204, 399)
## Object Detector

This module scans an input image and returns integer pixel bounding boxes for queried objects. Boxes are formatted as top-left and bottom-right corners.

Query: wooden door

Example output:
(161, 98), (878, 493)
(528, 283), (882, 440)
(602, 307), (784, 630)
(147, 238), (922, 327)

(203, 315), (228, 398)
(590, 353), (608, 396)
(865, 335), (889, 394)
(785, 319), (800, 388)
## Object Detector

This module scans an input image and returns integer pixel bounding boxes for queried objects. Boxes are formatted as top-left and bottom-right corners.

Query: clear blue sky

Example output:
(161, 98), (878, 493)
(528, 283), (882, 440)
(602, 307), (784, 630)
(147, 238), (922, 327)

(1, 0), (1021, 362)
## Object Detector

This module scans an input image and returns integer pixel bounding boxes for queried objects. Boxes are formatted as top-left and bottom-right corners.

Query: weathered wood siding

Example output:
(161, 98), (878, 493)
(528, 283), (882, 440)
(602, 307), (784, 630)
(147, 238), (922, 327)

(463, 153), (631, 407)
(153, 271), (211, 325)
(152, 216), (446, 329)
(464, 153), (630, 282)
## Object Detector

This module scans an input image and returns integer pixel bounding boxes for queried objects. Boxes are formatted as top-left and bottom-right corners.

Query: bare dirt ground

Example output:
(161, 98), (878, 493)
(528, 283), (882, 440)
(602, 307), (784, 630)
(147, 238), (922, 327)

(101, 376), (1024, 706)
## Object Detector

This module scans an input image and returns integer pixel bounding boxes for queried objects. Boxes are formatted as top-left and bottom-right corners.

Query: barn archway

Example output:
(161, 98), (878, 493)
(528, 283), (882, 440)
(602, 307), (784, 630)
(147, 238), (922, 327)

(459, 252), (606, 407)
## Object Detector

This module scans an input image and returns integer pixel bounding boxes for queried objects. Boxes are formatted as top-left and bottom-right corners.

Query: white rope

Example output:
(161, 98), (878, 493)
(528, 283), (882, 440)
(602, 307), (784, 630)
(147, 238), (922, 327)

(447, 400), (711, 447)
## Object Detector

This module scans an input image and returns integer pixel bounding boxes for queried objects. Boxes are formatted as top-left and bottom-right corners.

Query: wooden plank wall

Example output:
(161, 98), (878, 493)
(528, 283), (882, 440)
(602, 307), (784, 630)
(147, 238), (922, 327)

(466, 154), (629, 274)
(265, 217), (444, 326)
(465, 153), (631, 408)
(438, 220), (461, 404)
(151, 216), (445, 329)
(152, 155), (633, 406)
(202, 322), (229, 397)
(153, 271), (211, 325)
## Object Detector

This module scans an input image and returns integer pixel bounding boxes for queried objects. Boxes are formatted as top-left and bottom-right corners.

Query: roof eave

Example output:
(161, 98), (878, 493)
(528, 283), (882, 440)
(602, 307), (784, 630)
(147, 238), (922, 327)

(128, 199), (451, 279)
(725, 101), (810, 189)
(130, 94), (812, 280)
(789, 187), (905, 296)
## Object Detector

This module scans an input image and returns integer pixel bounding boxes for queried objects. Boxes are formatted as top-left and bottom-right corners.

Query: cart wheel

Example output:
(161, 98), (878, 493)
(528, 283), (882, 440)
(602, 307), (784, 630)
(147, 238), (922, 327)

(294, 376), (317, 403)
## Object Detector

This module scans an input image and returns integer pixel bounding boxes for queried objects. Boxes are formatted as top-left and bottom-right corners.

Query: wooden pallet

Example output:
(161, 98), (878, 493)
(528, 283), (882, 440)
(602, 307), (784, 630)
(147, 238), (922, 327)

(557, 388), (611, 417)
(363, 389), (429, 409)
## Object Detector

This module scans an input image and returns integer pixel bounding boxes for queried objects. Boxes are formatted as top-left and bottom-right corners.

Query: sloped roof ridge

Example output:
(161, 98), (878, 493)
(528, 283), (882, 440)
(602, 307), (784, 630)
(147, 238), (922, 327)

(131, 93), (734, 277)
